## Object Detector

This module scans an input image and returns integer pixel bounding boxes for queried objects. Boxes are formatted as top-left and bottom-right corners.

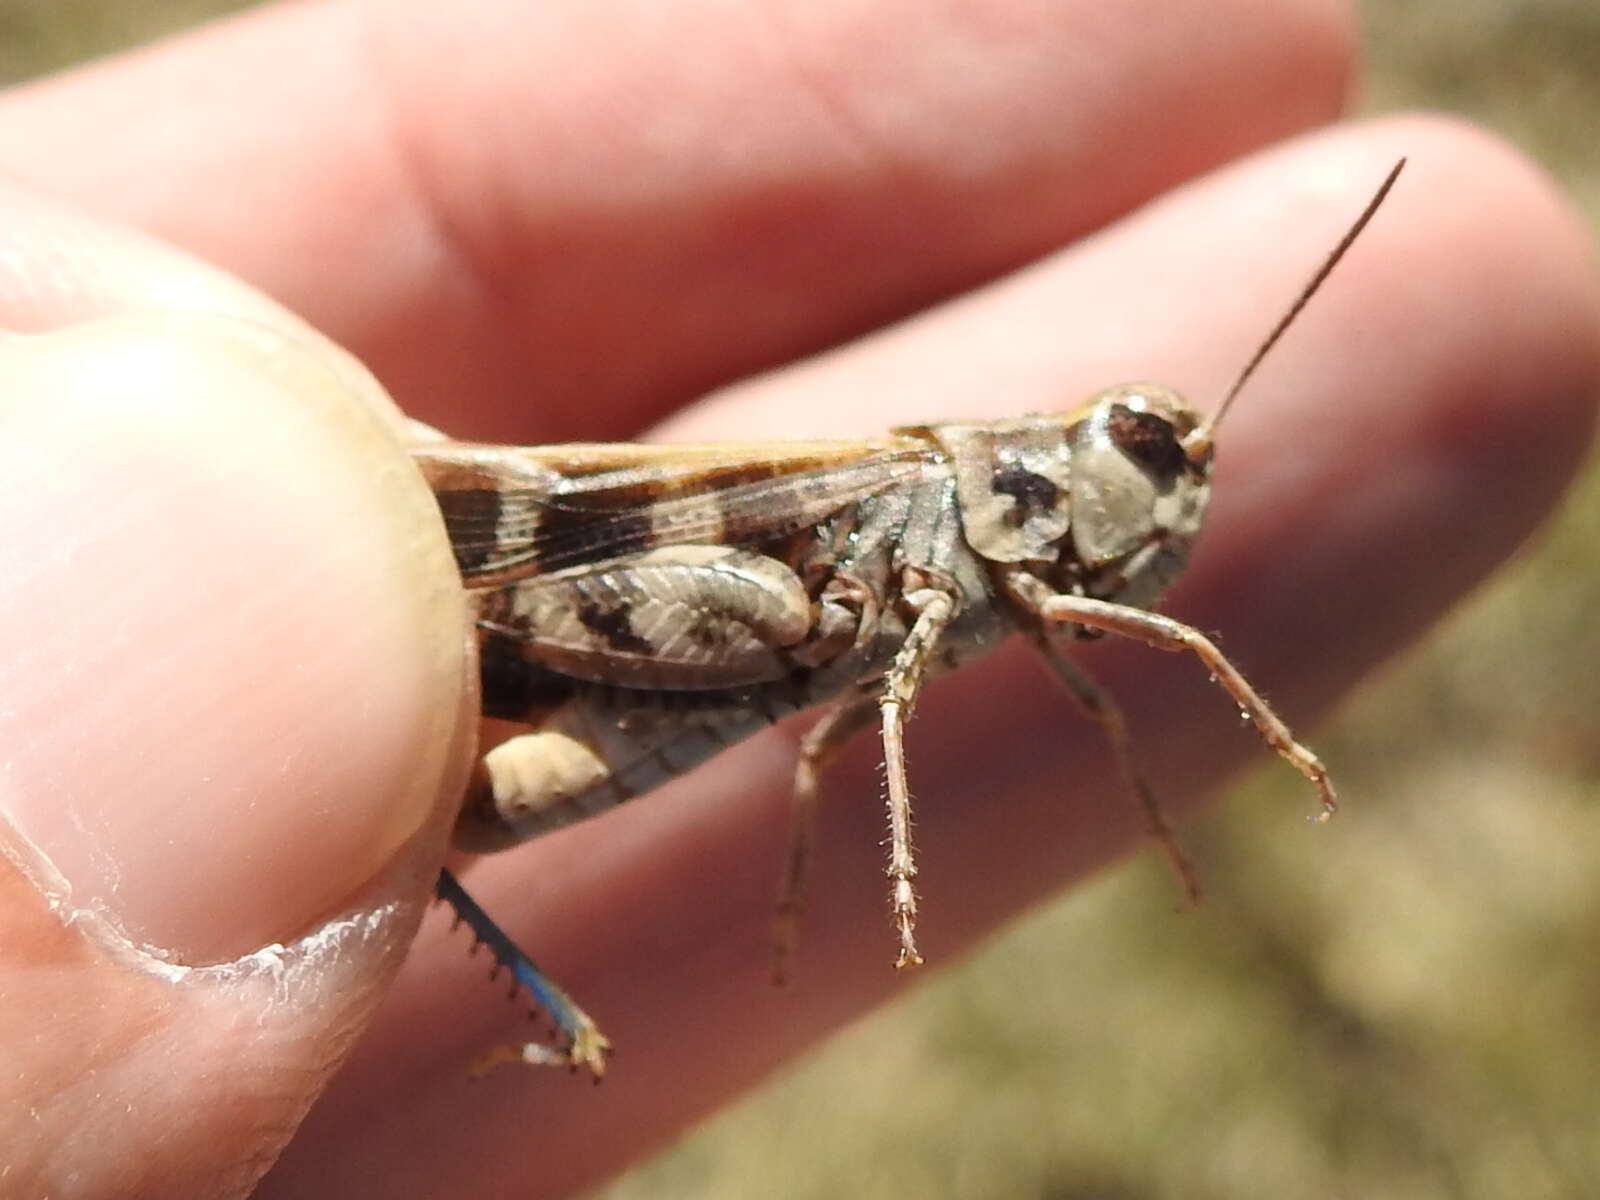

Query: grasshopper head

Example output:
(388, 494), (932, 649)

(1061, 383), (1213, 609)
(1056, 163), (1408, 610)
(926, 385), (1212, 611)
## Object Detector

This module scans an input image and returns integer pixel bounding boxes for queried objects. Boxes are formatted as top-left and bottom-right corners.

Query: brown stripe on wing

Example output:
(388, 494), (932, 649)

(420, 440), (937, 587)
(429, 487), (517, 577)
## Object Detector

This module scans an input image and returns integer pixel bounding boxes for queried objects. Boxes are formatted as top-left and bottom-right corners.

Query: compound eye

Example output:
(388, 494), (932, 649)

(1105, 404), (1187, 485)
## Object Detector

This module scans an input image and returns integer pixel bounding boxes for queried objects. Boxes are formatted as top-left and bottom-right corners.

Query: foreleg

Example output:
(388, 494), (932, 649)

(1035, 593), (1337, 818)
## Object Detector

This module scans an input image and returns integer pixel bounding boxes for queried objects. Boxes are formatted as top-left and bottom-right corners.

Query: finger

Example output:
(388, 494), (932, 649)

(261, 116), (1600, 1196)
(0, 311), (474, 1196)
(0, 0), (1352, 439)
(0, 179), (407, 437)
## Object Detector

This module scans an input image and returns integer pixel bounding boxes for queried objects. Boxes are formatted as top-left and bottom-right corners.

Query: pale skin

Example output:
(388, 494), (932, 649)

(0, 1), (1597, 1196)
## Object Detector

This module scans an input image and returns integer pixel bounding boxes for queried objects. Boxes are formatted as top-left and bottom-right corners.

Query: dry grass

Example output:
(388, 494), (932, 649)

(6, 3), (1600, 1196)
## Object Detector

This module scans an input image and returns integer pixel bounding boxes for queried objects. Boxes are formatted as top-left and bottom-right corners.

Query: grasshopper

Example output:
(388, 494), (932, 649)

(418, 161), (1404, 1078)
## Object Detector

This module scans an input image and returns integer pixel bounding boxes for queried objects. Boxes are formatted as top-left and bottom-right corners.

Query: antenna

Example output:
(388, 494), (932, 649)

(1184, 158), (1406, 458)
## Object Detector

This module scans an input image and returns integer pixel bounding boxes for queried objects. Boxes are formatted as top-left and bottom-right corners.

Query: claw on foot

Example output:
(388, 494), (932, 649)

(469, 1020), (613, 1081)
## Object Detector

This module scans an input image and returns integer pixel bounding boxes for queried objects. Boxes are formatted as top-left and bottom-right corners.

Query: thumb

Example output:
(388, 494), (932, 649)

(0, 314), (474, 1197)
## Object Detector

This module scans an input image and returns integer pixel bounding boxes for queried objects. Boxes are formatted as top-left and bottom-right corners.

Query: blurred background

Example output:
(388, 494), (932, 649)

(4, 2), (1598, 1196)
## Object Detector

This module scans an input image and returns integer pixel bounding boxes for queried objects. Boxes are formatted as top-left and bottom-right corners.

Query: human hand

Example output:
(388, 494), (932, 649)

(1, 0), (1596, 1196)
